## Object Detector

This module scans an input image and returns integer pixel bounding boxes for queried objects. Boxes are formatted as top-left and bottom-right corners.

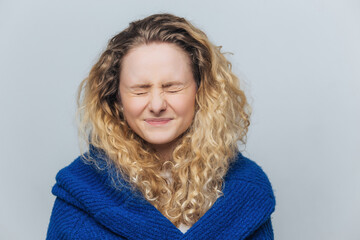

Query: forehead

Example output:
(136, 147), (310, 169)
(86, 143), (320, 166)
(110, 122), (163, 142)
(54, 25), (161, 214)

(124, 42), (190, 63)
(120, 43), (193, 85)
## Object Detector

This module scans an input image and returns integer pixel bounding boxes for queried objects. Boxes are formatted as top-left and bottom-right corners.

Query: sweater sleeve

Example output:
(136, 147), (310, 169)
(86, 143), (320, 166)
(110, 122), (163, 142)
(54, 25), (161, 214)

(46, 198), (126, 240)
(245, 218), (274, 240)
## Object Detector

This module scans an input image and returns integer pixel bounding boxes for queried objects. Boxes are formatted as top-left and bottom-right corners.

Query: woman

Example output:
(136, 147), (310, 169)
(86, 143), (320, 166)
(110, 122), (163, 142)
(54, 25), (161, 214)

(47, 13), (275, 239)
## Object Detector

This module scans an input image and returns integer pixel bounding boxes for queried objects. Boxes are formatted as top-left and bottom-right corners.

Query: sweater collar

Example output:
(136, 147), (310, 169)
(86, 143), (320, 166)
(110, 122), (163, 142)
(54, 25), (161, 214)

(95, 179), (275, 240)
(53, 149), (275, 240)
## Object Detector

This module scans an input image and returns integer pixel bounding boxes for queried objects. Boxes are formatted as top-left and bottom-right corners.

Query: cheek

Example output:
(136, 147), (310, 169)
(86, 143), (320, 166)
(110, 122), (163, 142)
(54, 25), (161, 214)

(169, 94), (196, 118)
(122, 98), (147, 119)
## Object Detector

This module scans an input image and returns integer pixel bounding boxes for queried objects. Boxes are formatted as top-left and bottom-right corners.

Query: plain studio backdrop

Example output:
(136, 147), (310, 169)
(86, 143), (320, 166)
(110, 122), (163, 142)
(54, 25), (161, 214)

(0, 0), (359, 239)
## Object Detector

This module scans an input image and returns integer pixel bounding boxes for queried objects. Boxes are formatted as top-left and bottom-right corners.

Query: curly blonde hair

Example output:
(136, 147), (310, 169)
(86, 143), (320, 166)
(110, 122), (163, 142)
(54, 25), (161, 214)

(77, 13), (250, 227)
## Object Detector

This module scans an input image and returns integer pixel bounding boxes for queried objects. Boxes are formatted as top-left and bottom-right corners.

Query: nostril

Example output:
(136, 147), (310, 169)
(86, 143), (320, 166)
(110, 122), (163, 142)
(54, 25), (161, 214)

(149, 94), (167, 113)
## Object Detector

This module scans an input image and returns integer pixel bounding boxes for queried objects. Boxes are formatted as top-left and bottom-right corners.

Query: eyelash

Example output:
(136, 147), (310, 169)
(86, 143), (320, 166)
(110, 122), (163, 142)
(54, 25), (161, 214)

(134, 89), (181, 95)
(167, 89), (181, 93)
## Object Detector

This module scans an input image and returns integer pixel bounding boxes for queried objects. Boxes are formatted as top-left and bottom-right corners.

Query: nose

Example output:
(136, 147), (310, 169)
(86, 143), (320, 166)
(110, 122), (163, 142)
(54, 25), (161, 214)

(148, 90), (167, 115)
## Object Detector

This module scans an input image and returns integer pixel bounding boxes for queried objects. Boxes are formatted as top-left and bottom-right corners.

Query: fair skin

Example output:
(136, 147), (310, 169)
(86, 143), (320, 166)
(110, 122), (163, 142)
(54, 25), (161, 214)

(119, 43), (197, 161)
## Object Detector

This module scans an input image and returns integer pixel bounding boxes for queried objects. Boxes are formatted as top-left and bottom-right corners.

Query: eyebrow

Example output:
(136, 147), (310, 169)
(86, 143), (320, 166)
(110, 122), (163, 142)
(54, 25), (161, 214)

(129, 81), (184, 89)
(130, 83), (152, 89)
(162, 81), (184, 87)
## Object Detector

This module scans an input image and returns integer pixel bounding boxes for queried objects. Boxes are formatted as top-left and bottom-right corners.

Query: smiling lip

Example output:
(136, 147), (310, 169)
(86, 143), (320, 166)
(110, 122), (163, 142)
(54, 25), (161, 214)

(145, 118), (173, 126)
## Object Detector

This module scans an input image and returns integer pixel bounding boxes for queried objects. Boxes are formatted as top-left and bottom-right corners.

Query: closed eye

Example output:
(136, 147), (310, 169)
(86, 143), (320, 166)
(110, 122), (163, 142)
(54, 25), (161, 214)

(166, 89), (182, 93)
(133, 92), (148, 96)
(163, 84), (184, 93)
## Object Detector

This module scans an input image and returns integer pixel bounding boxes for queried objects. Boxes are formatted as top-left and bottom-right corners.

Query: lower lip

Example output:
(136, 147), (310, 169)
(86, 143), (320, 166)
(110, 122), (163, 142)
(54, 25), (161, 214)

(145, 119), (172, 126)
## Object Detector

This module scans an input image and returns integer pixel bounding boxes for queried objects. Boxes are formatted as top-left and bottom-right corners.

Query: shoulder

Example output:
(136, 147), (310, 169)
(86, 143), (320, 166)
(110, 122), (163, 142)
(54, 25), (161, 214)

(51, 155), (109, 211)
(54, 150), (124, 193)
(225, 152), (274, 196)
(48, 154), (131, 239)
(51, 153), (131, 214)
(47, 197), (125, 240)
(216, 152), (276, 238)
(54, 155), (108, 194)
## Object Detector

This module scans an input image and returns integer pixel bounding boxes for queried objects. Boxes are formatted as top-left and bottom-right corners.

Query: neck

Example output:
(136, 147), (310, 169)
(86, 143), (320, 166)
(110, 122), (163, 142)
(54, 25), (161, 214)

(151, 139), (179, 164)
(154, 144), (174, 163)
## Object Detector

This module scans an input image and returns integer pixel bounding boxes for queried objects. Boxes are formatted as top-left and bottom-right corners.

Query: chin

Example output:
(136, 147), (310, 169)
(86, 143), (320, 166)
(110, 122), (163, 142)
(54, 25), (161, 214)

(143, 135), (179, 146)
(146, 139), (175, 146)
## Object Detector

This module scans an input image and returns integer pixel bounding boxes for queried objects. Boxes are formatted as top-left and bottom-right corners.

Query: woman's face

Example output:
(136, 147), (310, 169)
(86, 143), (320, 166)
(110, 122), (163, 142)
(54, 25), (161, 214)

(119, 43), (197, 150)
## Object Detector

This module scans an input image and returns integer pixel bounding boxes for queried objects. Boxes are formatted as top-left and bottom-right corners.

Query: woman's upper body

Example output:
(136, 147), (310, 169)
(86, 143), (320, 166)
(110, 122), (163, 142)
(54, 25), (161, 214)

(47, 13), (276, 239)
(47, 147), (275, 240)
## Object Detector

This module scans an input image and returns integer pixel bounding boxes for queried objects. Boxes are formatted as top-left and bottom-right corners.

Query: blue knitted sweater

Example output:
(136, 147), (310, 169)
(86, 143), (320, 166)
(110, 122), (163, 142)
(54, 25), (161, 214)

(47, 149), (275, 239)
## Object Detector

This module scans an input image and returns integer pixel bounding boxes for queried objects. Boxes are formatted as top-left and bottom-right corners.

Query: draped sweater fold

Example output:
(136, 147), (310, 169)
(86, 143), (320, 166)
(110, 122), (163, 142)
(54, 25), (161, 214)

(47, 150), (276, 240)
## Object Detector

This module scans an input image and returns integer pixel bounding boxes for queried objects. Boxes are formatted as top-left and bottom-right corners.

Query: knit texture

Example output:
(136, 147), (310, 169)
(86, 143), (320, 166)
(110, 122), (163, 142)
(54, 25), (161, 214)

(47, 149), (275, 239)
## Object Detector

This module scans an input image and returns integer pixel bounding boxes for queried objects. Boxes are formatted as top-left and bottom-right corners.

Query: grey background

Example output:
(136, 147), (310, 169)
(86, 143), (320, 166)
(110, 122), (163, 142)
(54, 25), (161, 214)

(1, 0), (359, 239)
